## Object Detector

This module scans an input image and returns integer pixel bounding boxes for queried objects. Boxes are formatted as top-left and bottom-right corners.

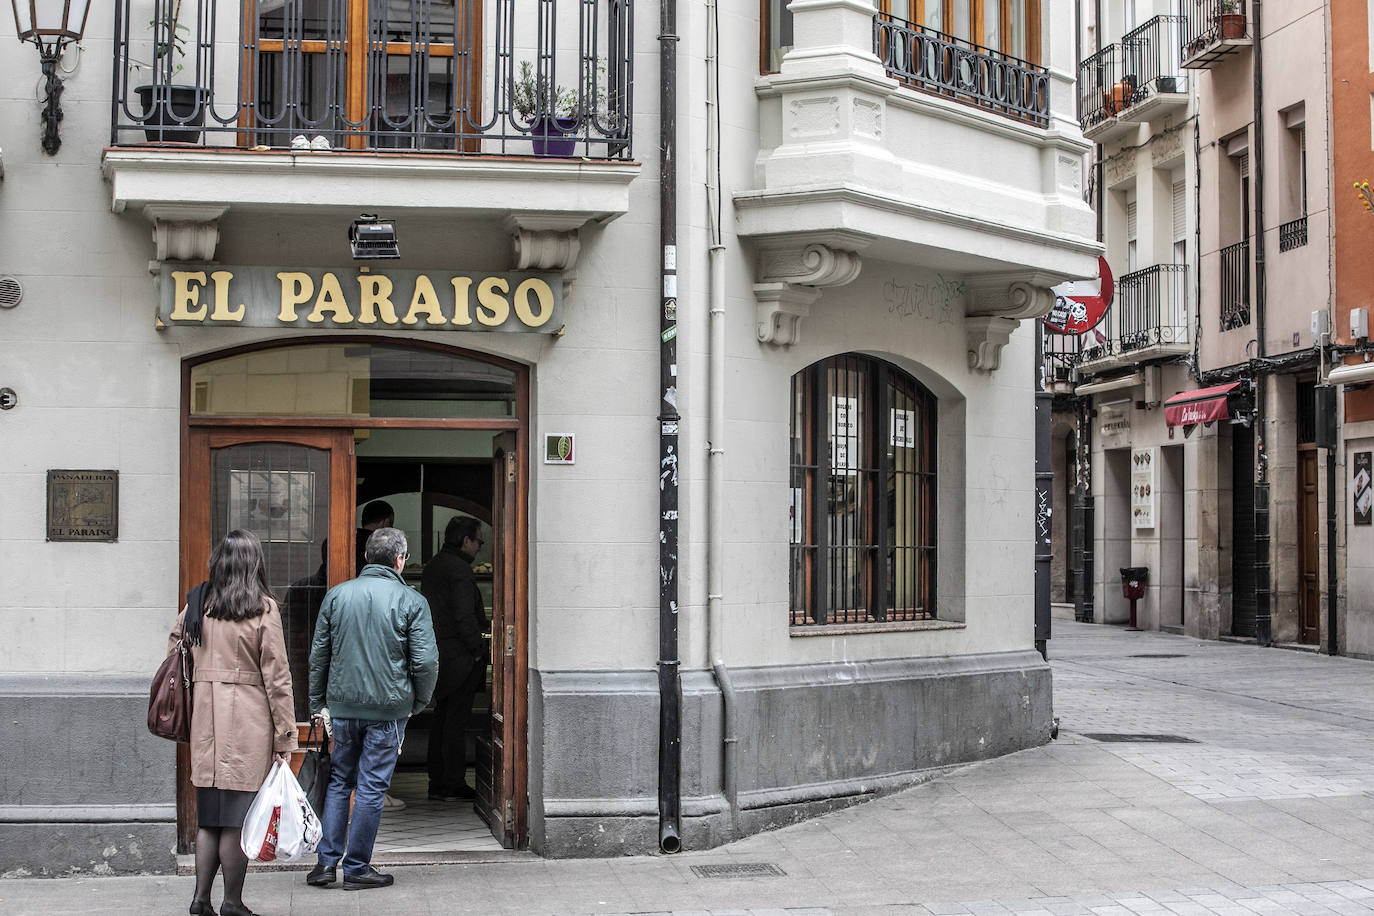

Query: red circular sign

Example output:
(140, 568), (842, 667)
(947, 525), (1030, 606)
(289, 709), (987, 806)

(1044, 255), (1113, 335)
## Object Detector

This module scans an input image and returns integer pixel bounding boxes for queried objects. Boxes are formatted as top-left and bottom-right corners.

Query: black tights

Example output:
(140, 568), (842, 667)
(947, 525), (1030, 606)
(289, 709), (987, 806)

(193, 827), (249, 909)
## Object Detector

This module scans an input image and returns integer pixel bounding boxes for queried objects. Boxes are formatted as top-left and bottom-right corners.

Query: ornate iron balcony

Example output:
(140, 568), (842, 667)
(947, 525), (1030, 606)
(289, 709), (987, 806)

(1078, 43), (1122, 129)
(1220, 240), (1251, 330)
(111, 0), (634, 159)
(1117, 264), (1189, 352)
(1042, 326), (1080, 388)
(1180, 0), (1249, 69)
(1079, 17), (1187, 130)
(874, 14), (1049, 127)
(1279, 216), (1308, 252)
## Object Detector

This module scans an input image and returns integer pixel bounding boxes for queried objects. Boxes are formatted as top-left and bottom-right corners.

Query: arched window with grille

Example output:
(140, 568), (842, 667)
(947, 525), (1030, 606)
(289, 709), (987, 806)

(789, 354), (937, 627)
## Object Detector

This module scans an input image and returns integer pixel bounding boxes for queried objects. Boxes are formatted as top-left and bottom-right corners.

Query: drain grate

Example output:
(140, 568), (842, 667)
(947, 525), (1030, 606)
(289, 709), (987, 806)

(1083, 732), (1198, 744)
(1127, 653), (1187, 659)
(690, 863), (787, 879)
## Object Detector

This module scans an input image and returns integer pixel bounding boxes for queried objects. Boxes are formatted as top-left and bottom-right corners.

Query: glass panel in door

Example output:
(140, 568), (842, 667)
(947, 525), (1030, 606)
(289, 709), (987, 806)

(209, 442), (332, 721)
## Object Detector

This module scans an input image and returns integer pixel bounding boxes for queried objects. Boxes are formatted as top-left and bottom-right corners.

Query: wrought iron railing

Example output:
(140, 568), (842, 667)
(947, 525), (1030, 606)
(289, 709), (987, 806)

(1220, 240), (1251, 330)
(1078, 43), (1121, 128)
(874, 14), (1049, 127)
(1042, 327), (1080, 387)
(111, 0), (634, 159)
(1121, 16), (1188, 100)
(1080, 17), (1187, 130)
(1181, 0), (1248, 62)
(1117, 264), (1189, 351)
(1279, 216), (1308, 252)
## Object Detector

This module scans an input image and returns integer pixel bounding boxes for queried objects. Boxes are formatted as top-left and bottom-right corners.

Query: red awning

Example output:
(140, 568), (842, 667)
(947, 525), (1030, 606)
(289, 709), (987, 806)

(1164, 382), (1241, 427)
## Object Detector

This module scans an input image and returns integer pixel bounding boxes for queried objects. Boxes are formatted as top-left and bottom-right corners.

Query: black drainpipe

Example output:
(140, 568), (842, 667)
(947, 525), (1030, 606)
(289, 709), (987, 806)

(1250, 0), (1271, 646)
(1035, 330), (1052, 660)
(657, 0), (682, 855)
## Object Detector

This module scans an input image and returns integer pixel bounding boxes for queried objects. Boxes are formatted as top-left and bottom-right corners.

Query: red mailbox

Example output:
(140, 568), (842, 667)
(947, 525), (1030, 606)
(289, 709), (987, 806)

(1119, 567), (1148, 631)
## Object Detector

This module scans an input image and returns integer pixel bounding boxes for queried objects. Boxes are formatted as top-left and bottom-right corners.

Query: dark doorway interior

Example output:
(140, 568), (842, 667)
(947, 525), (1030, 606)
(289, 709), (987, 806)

(1231, 423), (1257, 637)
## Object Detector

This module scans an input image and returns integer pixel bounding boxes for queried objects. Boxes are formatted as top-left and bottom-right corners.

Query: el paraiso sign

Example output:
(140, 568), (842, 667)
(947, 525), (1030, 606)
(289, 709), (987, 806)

(159, 265), (562, 332)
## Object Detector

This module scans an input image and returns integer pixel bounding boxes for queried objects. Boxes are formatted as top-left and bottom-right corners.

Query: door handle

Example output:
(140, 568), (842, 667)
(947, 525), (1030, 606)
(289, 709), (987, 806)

(505, 624), (515, 656)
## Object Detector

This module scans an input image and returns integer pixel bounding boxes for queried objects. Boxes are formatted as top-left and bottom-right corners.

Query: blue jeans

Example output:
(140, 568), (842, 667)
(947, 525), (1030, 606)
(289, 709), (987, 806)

(316, 717), (406, 875)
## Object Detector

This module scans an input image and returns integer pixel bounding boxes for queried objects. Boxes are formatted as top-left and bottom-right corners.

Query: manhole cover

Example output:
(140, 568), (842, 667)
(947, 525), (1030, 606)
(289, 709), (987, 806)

(1083, 733), (1198, 744)
(690, 863), (787, 879)
(1128, 653), (1187, 659)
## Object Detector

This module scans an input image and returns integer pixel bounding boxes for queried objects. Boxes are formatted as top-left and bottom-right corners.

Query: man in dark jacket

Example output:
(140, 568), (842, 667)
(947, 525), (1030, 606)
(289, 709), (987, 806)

(420, 516), (489, 801)
(306, 528), (438, 892)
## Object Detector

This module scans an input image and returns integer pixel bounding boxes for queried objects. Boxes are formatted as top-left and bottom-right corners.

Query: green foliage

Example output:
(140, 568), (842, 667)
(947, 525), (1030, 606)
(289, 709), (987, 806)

(511, 61), (579, 120)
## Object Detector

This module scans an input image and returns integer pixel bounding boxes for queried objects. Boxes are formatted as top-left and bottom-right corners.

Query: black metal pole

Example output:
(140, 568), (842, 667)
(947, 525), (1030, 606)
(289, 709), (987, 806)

(1035, 329), (1052, 659)
(656, 0), (682, 855)
(1327, 441), (1338, 655)
(1251, 0), (1271, 646)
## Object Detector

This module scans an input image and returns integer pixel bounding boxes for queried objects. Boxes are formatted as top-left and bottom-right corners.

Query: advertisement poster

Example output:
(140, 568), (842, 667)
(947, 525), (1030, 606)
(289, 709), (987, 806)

(1355, 452), (1372, 526)
(1131, 447), (1156, 529)
(831, 397), (858, 472)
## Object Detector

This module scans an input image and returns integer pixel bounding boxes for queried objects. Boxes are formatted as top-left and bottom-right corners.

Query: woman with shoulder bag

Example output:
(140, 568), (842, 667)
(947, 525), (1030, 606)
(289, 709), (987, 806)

(168, 529), (297, 916)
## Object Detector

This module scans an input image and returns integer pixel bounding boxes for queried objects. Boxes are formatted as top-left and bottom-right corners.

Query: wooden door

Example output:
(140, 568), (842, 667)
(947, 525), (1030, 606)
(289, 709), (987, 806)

(1298, 447), (1320, 644)
(177, 426), (355, 852)
(475, 431), (523, 847)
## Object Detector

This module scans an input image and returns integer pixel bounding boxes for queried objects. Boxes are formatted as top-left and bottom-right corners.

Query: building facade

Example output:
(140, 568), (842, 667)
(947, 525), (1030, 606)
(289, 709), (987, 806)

(1057, 1), (1358, 653)
(0, 0), (1094, 873)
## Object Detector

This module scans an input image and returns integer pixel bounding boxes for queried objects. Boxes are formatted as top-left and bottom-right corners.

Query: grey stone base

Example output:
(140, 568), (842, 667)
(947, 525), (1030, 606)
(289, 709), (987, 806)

(0, 677), (177, 876)
(529, 650), (1051, 857)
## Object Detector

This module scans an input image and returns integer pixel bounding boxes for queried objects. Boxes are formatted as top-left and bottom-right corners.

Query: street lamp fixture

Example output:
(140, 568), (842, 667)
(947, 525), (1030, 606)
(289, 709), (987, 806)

(10, 0), (94, 155)
(349, 215), (401, 260)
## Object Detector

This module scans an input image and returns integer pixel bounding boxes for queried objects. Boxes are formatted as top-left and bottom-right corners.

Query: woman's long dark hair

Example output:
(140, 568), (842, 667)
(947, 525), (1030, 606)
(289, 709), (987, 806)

(204, 529), (276, 621)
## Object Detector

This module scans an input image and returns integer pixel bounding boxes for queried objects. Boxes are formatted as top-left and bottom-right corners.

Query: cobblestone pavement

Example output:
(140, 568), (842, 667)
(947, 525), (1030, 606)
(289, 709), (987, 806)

(4, 622), (1374, 914)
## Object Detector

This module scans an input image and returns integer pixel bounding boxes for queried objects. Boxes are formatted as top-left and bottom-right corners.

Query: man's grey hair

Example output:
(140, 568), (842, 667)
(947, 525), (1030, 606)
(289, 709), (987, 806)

(364, 527), (408, 567)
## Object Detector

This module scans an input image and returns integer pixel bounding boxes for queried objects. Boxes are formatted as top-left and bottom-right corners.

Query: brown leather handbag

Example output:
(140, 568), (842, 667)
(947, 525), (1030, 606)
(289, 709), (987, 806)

(148, 637), (193, 742)
(148, 583), (205, 742)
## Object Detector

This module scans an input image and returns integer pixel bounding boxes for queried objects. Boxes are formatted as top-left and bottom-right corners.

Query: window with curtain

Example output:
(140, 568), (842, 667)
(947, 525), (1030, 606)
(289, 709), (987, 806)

(789, 355), (937, 627)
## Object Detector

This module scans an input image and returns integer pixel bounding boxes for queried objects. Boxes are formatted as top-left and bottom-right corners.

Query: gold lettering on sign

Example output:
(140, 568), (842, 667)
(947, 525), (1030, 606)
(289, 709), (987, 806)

(208, 271), (245, 321)
(476, 276), (510, 327)
(513, 277), (554, 328)
(169, 271), (208, 321)
(356, 274), (397, 325)
(307, 272), (354, 324)
(450, 277), (474, 326)
(402, 275), (447, 326)
(277, 272), (314, 322)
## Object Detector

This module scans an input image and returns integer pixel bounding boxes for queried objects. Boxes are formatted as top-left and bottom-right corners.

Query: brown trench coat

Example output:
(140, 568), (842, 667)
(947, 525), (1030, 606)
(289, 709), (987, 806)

(168, 599), (297, 792)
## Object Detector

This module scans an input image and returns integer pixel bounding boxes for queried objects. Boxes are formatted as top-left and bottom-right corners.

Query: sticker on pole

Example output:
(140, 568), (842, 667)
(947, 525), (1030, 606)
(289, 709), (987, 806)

(1044, 255), (1113, 335)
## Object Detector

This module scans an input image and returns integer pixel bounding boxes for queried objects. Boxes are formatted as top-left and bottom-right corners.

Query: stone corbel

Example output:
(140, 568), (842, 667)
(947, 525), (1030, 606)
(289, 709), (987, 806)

(963, 272), (1060, 372)
(143, 204), (228, 262)
(505, 215), (583, 301)
(753, 242), (864, 346)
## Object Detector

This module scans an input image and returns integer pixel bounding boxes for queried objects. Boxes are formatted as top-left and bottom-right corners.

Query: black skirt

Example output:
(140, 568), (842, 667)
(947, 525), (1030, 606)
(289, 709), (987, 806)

(196, 787), (258, 829)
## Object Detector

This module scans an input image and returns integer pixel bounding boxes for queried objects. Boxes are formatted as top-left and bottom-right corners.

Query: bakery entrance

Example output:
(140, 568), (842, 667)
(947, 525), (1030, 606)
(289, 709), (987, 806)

(179, 340), (528, 857)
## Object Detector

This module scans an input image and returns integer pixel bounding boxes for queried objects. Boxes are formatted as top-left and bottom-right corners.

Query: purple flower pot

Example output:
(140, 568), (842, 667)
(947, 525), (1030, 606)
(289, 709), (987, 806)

(531, 116), (577, 157)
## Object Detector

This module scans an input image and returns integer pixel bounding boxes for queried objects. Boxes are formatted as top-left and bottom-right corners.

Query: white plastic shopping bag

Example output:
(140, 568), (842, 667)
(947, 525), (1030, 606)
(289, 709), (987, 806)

(241, 760), (323, 862)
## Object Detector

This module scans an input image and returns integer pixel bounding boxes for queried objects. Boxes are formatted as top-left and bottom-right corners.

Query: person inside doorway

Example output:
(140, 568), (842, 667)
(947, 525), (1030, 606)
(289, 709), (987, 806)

(355, 500), (395, 574)
(421, 516), (490, 801)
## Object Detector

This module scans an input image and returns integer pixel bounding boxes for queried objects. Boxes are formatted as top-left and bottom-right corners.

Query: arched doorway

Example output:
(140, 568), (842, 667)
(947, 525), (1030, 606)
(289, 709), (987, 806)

(177, 338), (528, 854)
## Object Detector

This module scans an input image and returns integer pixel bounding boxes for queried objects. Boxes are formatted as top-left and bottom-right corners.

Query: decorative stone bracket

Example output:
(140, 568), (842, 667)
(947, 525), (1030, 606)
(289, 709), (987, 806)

(963, 272), (1059, 372)
(144, 203), (228, 262)
(505, 214), (584, 302)
(753, 242), (864, 346)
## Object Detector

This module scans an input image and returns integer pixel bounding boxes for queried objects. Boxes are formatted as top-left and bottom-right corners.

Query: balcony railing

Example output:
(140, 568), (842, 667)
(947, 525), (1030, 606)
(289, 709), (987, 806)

(1117, 264), (1189, 351)
(1043, 327), (1080, 388)
(111, 0), (634, 159)
(1220, 240), (1251, 330)
(874, 15), (1049, 127)
(1120, 16), (1188, 102)
(1079, 17), (1187, 130)
(1279, 216), (1308, 252)
(1181, 0), (1248, 65)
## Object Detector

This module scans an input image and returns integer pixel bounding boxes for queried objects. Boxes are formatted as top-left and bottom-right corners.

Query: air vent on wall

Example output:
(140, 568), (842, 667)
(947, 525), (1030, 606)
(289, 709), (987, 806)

(0, 276), (21, 309)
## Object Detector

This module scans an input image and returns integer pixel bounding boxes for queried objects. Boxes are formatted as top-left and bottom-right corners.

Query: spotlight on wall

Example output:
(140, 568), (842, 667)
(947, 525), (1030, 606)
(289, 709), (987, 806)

(10, 0), (93, 155)
(349, 215), (400, 260)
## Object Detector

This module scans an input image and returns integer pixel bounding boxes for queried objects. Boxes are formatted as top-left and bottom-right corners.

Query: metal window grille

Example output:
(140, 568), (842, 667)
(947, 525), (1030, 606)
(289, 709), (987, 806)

(874, 14), (1049, 127)
(1279, 216), (1308, 252)
(790, 355), (936, 627)
(1220, 240), (1251, 330)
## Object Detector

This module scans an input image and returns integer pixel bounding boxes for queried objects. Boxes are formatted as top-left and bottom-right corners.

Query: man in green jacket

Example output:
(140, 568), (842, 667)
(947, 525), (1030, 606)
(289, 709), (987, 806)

(306, 527), (437, 892)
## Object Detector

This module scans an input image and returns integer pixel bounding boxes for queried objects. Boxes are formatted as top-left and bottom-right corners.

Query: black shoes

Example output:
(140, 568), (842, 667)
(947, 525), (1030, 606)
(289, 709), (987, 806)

(306, 863), (337, 887)
(189, 899), (217, 916)
(343, 865), (395, 891)
(428, 783), (476, 801)
(219, 903), (257, 916)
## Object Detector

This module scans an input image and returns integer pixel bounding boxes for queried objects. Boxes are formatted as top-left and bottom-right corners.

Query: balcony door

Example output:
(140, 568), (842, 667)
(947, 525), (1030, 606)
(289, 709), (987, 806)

(247, 0), (484, 151)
